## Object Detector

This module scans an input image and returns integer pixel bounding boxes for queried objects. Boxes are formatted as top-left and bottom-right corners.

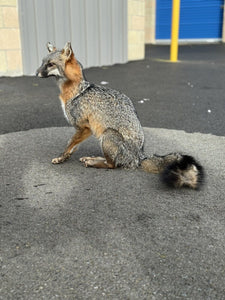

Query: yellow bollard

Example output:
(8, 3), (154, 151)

(170, 0), (180, 62)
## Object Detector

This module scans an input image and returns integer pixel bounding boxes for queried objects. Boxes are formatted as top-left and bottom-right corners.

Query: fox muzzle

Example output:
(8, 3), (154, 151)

(36, 67), (48, 78)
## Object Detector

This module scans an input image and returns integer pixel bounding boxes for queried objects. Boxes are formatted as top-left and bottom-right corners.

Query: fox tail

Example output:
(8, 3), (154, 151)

(141, 153), (204, 189)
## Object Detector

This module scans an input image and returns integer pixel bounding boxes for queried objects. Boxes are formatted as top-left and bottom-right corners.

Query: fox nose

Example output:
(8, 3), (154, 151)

(36, 69), (42, 77)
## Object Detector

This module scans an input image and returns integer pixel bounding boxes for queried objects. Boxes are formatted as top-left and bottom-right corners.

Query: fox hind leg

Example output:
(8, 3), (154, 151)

(80, 129), (124, 169)
(80, 128), (141, 170)
(79, 156), (114, 168)
(79, 157), (106, 162)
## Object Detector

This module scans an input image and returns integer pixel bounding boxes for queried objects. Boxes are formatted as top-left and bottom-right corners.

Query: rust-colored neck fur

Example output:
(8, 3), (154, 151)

(59, 54), (83, 104)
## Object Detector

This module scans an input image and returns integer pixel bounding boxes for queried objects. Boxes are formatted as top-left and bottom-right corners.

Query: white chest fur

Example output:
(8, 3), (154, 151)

(60, 99), (69, 122)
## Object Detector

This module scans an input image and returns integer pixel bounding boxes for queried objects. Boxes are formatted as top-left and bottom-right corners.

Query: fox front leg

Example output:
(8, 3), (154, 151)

(52, 128), (92, 164)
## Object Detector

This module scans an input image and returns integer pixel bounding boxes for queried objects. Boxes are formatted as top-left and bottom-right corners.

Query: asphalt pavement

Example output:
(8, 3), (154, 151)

(0, 45), (225, 299)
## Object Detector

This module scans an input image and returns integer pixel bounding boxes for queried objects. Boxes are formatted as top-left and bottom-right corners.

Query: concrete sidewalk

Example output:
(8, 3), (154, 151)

(0, 45), (225, 299)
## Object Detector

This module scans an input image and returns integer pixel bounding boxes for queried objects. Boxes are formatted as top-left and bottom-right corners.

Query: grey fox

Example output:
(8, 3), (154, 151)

(36, 42), (204, 189)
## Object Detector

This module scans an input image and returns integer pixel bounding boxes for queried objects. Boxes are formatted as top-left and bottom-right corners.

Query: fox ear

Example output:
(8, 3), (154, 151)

(62, 42), (73, 59)
(47, 42), (56, 53)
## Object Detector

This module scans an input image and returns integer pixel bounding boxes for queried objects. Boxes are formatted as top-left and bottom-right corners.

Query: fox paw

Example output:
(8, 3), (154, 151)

(52, 155), (70, 164)
(79, 157), (93, 163)
(79, 157), (94, 167)
(52, 157), (64, 164)
(79, 156), (106, 167)
(52, 153), (71, 164)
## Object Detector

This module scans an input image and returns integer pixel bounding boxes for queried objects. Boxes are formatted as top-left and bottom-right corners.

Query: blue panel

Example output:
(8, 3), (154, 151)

(156, 0), (172, 39)
(156, 0), (224, 39)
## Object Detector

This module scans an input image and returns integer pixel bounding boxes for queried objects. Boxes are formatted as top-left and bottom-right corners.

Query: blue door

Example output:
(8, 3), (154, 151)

(156, 0), (224, 40)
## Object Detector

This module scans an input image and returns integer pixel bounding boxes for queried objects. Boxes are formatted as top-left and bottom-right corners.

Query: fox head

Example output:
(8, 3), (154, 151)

(36, 42), (83, 82)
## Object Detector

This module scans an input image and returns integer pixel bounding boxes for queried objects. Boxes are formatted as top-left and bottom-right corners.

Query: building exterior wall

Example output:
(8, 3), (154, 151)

(2, 0), (225, 76)
(145, 0), (156, 44)
(1, 0), (147, 76)
(0, 0), (22, 76)
(18, 0), (128, 75)
(128, 0), (145, 60)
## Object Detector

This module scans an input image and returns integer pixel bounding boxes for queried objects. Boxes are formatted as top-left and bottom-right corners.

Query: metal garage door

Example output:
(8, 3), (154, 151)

(18, 0), (127, 75)
(156, 0), (224, 41)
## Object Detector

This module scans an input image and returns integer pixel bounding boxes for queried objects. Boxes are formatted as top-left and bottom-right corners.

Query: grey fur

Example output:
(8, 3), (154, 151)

(66, 80), (145, 168)
(36, 43), (204, 189)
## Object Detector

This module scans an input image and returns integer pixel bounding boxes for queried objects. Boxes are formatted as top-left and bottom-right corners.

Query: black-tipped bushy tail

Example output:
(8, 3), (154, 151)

(161, 155), (204, 189)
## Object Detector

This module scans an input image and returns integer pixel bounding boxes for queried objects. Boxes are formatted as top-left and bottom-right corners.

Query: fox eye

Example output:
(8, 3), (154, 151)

(48, 62), (54, 67)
